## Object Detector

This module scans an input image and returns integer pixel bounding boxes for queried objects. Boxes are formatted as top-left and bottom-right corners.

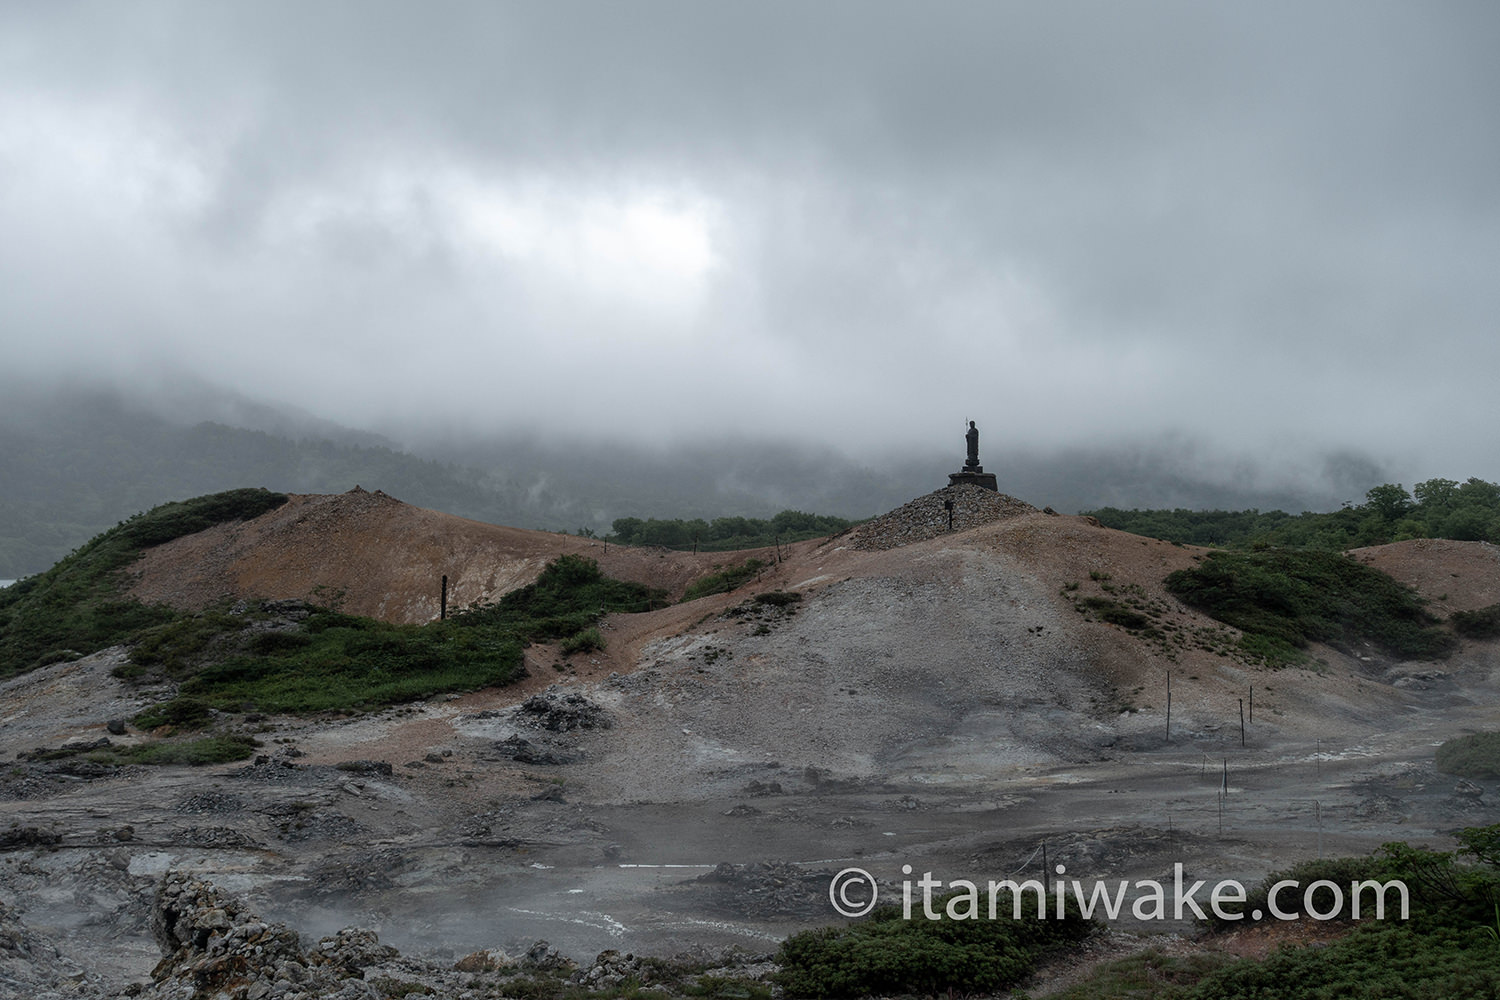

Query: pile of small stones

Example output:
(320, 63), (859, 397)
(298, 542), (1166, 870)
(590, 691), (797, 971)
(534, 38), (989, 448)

(846, 485), (1039, 551)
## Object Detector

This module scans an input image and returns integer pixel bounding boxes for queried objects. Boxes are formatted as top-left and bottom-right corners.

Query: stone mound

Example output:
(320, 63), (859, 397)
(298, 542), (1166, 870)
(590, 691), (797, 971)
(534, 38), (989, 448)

(846, 485), (1038, 550)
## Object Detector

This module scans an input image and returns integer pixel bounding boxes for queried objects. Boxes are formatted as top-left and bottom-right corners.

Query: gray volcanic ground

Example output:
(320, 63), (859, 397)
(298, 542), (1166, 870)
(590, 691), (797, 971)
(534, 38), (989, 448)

(3, 492), (1499, 996)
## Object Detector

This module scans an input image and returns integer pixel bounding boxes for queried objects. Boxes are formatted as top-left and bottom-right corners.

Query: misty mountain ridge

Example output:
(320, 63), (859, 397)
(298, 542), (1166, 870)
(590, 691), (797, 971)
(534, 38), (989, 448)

(0, 376), (1395, 578)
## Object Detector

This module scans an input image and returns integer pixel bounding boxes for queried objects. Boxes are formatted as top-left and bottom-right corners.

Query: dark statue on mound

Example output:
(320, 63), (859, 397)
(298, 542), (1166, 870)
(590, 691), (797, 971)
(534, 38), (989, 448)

(949, 420), (998, 492)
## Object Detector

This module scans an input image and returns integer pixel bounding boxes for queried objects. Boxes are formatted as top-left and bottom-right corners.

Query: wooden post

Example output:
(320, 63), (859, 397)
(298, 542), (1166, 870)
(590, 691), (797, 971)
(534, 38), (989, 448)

(1239, 698), (1245, 748)
(1248, 685), (1253, 723)
(1165, 670), (1171, 744)
(440, 574), (448, 621)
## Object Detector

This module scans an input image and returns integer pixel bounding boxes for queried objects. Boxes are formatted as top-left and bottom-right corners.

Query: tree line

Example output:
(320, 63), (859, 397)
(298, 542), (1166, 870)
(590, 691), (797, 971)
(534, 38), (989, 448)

(1089, 476), (1500, 549)
(603, 510), (860, 551)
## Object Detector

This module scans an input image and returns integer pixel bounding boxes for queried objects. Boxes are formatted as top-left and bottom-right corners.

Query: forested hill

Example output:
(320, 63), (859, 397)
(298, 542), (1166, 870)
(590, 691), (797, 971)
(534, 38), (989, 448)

(1088, 477), (1500, 549)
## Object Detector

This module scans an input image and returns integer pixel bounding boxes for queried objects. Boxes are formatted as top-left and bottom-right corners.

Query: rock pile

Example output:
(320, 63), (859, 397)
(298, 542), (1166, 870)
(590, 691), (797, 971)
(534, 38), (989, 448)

(846, 485), (1038, 551)
(516, 687), (611, 731)
(146, 873), (403, 999)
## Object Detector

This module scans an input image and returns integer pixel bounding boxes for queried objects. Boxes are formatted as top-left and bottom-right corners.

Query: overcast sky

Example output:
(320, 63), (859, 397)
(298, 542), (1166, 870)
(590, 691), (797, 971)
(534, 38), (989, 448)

(2, 2), (1496, 488)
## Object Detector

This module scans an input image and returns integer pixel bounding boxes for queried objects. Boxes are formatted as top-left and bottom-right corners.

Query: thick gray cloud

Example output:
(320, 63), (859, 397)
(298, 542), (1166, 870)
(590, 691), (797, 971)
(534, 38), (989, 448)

(1, 1), (1496, 488)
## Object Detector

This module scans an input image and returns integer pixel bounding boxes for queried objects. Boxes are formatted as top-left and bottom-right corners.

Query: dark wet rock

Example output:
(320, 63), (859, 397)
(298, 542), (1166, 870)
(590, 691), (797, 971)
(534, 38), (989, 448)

(334, 759), (393, 776)
(489, 734), (575, 765)
(0, 825), (62, 850)
(106, 718), (128, 735)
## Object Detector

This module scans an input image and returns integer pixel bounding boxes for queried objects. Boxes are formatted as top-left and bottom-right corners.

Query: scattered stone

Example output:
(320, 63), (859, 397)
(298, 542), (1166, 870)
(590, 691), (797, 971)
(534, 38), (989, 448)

(106, 719), (128, 735)
(531, 784), (566, 803)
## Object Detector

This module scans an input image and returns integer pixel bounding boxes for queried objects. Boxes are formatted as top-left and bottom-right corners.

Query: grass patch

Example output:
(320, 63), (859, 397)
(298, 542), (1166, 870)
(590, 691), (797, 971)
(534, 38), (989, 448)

(125, 555), (662, 718)
(97, 734), (261, 766)
(0, 488), (288, 678)
(1436, 732), (1500, 779)
(1164, 548), (1456, 666)
(681, 559), (766, 602)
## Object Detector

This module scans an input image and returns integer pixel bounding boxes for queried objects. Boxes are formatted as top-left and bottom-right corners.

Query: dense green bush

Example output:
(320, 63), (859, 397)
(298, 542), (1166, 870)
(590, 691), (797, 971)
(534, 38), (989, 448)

(1453, 604), (1500, 639)
(775, 890), (1095, 997)
(1164, 548), (1455, 665)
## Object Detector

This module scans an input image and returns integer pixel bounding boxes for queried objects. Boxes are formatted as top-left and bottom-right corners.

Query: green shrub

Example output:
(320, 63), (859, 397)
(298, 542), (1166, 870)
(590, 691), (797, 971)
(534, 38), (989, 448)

(560, 627), (605, 656)
(101, 734), (260, 766)
(133, 696), (214, 731)
(775, 890), (1095, 998)
(1164, 548), (1456, 665)
(1452, 604), (1500, 639)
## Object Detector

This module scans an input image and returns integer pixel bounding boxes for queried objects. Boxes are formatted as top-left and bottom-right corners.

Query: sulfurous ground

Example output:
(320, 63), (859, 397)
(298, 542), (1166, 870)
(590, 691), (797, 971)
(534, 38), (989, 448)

(3, 485), (1499, 998)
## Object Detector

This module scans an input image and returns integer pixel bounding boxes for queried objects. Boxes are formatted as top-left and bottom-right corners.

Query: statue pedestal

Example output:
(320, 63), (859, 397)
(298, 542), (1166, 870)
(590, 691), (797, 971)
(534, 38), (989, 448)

(948, 470), (998, 491)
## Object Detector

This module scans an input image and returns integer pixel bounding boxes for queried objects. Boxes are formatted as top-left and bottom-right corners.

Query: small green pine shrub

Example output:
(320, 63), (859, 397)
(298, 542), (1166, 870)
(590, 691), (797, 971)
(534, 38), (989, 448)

(775, 890), (1095, 998)
(560, 626), (605, 656)
(1452, 604), (1500, 640)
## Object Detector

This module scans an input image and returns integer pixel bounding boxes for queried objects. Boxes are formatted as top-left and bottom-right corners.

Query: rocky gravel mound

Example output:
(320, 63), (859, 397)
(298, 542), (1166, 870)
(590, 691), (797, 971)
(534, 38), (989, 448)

(845, 484), (1039, 550)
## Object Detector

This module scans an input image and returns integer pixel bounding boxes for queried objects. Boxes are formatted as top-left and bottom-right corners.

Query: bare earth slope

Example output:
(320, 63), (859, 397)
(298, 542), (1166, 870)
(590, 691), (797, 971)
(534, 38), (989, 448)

(4, 486), (1500, 996)
(125, 486), (739, 621)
